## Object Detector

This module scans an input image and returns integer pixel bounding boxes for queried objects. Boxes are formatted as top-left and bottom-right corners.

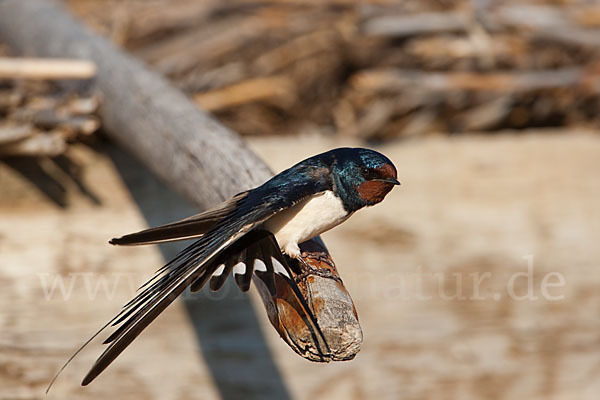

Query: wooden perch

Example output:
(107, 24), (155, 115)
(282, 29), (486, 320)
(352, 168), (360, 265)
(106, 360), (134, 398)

(255, 239), (361, 362)
(0, 57), (96, 79)
(0, 0), (361, 363)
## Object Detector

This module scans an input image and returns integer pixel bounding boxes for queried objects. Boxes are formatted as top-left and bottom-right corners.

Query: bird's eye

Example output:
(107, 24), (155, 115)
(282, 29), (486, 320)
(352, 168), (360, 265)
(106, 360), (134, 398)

(360, 167), (369, 175)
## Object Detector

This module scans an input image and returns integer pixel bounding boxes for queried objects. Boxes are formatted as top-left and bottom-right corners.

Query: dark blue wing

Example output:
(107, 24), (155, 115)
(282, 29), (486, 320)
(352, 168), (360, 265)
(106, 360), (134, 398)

(45, 164), (333, 389)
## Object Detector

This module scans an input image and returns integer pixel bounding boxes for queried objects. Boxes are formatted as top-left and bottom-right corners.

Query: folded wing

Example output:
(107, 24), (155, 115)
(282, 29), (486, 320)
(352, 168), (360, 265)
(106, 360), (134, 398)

(109, 191), (249, 246)
(47, 163), (331, 392)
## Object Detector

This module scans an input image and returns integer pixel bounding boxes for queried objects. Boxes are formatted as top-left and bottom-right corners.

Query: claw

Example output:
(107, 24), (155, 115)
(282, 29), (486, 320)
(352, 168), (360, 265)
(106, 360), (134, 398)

(294, 254), (342, 284)
(302, 251), (336, 270)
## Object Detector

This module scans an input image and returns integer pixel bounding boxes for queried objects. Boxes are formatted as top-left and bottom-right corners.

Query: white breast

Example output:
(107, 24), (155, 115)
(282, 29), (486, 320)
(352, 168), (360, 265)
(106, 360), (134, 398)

(263, 190), (351, 258)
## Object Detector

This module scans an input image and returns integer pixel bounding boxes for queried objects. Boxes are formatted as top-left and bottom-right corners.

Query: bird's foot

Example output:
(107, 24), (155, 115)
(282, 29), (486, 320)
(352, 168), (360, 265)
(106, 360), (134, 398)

(294, 254), (341, 284)
(303, 251), (336, 270)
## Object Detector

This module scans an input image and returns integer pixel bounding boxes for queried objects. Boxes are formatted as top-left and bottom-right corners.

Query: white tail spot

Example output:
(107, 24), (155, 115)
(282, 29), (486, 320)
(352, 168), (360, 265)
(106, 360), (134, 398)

(212, 264), (225, 277)
(254, 259), (267, 272)
(232, 262), (246, 276)
(272, 258), (290, 279)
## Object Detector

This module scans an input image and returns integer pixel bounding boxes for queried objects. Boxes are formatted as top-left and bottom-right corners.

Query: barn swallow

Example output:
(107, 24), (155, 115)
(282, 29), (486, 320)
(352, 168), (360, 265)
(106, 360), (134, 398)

(48, 147), (399, 391)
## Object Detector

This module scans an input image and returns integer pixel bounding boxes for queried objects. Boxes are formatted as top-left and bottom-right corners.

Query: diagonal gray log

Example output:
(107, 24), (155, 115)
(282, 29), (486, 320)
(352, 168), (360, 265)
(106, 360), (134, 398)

(0, 0), (361, 386)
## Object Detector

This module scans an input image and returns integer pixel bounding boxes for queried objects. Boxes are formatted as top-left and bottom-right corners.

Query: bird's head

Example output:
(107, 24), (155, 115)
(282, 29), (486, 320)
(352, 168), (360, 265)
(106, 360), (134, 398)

(330, 148), (400, 211)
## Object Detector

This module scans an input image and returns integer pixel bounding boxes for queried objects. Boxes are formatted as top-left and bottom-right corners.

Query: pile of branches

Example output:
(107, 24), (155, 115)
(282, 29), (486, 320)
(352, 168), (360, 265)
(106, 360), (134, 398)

(68, 0), (600, 139)
(0, 47), (100, 158)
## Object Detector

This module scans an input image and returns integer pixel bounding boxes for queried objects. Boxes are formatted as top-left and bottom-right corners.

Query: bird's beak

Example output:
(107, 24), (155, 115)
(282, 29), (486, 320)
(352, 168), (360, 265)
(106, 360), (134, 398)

(377, 178), (401, 185)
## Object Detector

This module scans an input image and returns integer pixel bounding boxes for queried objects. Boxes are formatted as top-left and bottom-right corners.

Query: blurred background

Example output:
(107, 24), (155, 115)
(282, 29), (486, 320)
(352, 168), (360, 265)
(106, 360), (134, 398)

(1, 0), (599, 399)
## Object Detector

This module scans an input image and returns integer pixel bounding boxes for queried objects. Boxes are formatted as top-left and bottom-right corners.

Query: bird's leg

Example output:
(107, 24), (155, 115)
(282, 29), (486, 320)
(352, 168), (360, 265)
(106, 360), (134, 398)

(294, 253), (341, 284)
